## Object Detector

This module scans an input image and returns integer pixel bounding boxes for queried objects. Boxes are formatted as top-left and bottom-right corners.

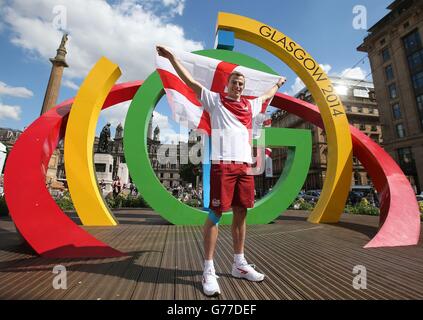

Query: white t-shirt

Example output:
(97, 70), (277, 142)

(200, 88), (263, 164)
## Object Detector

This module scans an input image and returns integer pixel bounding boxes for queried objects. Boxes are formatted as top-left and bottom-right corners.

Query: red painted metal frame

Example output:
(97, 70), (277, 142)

(273, 93), (421, 248)
(3, 81), (141, 258)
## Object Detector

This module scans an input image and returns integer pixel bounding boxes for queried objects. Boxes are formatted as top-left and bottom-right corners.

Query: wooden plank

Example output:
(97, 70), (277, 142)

(55, 226), (135, 300)
(0, 210), (422, 300)
(152, 226), (176, 300)
(0, 227), (123, 300)
(130, 225), (167, 299)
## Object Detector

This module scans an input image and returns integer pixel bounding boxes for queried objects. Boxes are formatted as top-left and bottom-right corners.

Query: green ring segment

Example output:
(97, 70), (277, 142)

(124, 49), (312, 225)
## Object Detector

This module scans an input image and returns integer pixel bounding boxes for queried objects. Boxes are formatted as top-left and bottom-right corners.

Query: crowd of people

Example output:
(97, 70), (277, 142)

(98, 177), (139, 198)
(168, 184), (203, 206)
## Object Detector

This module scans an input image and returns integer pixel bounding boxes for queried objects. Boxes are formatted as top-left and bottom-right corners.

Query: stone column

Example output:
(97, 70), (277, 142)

(40, 34), (69, 115)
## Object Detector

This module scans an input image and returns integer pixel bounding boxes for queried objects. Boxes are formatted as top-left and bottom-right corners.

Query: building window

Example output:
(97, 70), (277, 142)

(407, 49), (423, 70)
(412, 71), (423, 90)
(357, 106), (363, 113)
(385, 65), (394, 81)
(359, 124), (366, 131)
(354, 172), (361, 185)
(396, 123), (406, 138)
(403, 21), (410, 29)
(403, 30), (422, 54)
(397, 147), (413, 167)
(368, 107), (374, 114)
(388, 83), (398, 99)
(392, 103), (402, 120)
(382, 47), (391, 62)
(95, 164), (106, 172)
(170, 173), (173, 179)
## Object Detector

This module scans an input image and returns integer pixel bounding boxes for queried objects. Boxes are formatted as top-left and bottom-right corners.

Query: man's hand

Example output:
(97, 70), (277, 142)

(260, 76), (287, 102)
(156, 45), (203, 98)
(156, 45), (174, 60)
(277, 77), (287, 88)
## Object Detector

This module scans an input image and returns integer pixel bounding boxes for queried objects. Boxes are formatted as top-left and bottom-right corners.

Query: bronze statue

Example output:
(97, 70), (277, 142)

(60, 34), (68, 49)
(98, 123), (111, 153)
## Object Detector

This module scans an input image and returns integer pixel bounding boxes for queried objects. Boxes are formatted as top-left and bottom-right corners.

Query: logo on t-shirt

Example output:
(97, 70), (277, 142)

(212, 199), (221, 207)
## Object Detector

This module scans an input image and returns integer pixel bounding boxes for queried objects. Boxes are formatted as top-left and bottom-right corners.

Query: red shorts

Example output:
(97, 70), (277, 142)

(209, 161), (255, 213)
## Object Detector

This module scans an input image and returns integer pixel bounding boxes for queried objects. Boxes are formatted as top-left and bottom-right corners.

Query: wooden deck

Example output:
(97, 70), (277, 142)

(0, 209), (422, 300)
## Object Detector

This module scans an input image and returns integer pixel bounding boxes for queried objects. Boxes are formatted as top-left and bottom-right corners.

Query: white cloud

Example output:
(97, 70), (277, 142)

(161, 0), (185, 16)
(288, 77), (306, 97)
(100, 104), (184, 144)
(339, 67), (367, 80)
(152, 110), (187, 144)
(100, 101), (131, 128)
(2, 0), (203, 86)
(0, 81), (33, 98)
(287, 64), (332, 96)
(152, 111), (171, 130)
(62, 79), (79, 90)
(320, 64), (332, 74)
(0, 103), (22, 120)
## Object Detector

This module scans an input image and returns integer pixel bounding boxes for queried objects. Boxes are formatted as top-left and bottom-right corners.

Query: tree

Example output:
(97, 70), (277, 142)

(180, 163), (201, 187)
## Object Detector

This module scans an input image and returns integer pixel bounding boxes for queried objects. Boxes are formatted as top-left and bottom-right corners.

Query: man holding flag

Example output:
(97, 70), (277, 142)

(156, 45), (286, 297)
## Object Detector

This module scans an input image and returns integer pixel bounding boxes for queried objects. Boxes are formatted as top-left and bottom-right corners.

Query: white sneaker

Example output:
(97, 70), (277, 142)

(202, 270), (221, 296)
(232, 263), (265, 282)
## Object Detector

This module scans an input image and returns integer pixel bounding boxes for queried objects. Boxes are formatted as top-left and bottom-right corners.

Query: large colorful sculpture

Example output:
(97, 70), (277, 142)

(3, 13), (420, 258)
(2, 80), (141, 258)
(64, 58), (121, 226)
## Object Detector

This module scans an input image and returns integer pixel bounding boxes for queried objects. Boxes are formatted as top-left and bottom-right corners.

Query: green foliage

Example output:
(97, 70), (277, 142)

(184, 199), (202, 208)
(55, 190), (150, 211)
(122, 195), (150, 208)
(104, 192), (150, 209)
(179, 163), (201, 187)
(345, 199), (379, 216)
(290, 198), (314, 211)
(54, 190), (74, 211)
(291, 197), (380, 216)
(0, 195), (9, 216)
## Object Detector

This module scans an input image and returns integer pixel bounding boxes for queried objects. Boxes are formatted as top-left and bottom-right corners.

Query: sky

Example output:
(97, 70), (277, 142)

(0, 0), (393, 143)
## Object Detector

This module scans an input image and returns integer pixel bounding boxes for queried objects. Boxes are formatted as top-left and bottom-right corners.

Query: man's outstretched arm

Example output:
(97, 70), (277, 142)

(260, 77), (287, 102)
(156, 45), (204, 98)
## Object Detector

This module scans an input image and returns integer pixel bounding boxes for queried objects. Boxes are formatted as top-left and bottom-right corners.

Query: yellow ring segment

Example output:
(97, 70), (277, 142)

(216, 12), (352, 223)
(64, 57), (120, 226)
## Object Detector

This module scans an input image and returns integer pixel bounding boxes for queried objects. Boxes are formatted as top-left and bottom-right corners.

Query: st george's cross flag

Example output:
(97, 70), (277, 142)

(155, 48), (281, 137)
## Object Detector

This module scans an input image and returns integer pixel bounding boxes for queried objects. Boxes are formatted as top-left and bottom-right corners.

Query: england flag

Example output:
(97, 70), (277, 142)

(155, 48), (281, 137)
